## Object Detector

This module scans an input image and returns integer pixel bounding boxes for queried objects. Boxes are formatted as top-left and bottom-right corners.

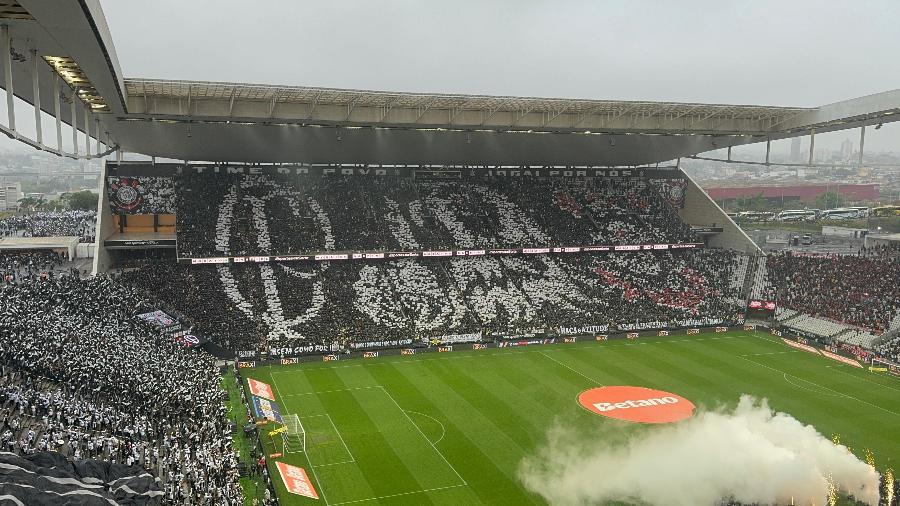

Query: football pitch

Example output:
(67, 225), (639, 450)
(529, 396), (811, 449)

(241, 331), (900, 505)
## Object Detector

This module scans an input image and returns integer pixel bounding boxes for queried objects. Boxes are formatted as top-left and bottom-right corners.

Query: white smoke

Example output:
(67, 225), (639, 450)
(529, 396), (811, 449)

(519, 396), (879, 506)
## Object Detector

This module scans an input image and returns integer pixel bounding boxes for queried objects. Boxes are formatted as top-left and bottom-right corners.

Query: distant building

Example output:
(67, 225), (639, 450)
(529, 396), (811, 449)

(0, 182), (22, 211)
(790, 138), (802, 162)
(706, 184), (879, 206)
(840, 139), (853, 161)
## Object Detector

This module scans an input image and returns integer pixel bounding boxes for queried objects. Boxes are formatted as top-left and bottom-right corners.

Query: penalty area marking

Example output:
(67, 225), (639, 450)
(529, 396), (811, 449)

(377, 386), (468, 487)
(738, 355), (900, 418)
(825, 364), (900, 394)
(539, 351), (603, 386)
(297, 414), (356, 467)
(404, 410), (447, 445)
(270, 381), (469, 505)
(781, 372), (843, 397)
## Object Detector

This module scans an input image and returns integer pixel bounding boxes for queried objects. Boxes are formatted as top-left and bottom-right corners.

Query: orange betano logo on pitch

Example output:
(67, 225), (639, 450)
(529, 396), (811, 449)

(578, 386), (695, 423)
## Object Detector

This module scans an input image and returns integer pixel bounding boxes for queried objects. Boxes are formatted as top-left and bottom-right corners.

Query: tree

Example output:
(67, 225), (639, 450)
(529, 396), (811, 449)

(67, 190), (98, 211)
(16, 196), (44, 212)
(815, 191), (844, 210)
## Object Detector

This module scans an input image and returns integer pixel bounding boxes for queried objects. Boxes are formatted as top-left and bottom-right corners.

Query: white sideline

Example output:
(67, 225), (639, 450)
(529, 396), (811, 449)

(328, 484), (467, 506)
(538, 351), (603, 386)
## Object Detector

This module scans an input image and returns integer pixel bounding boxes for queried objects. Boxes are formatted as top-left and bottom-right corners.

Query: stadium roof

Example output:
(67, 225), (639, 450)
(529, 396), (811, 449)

(1, 0), (899, 165)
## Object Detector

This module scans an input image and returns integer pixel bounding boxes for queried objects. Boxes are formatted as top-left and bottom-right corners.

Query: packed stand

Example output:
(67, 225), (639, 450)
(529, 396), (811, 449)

(0, 210), (96, 243)
(0, 274), (244, 505)
(119, 249), (748, 353)
(765, 251), (900, 335)
(174, 173), (698, 258)
(1, 250), (70, 285)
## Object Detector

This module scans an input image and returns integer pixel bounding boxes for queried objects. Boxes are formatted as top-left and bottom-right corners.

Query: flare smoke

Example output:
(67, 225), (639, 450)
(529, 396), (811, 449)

(519, 396), (879, 506)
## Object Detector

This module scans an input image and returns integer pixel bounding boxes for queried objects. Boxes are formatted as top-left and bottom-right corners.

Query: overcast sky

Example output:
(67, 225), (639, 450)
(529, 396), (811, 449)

(100, 0), (900, 107)
(3, 0), (899, 154)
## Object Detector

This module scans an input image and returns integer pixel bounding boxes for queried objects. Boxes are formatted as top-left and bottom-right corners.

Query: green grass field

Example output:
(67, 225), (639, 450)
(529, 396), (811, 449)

(240, 331), (900, 505)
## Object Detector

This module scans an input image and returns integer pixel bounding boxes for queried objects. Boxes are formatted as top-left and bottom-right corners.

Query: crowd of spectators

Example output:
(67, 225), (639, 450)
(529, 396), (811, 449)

(118, 249), (749, 353)
(174, 174), (698, 258)
(0, 210), (96, 243)
(0, 270), (244, 504)
(765, 251), (900, 334)
(1, 250), (69, 284)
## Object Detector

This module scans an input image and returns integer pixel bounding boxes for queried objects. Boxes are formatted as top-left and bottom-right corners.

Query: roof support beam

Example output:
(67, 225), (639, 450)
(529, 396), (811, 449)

(53, 74), (62, 151)
(31, 49), (42, 145)
(2, 25), (15, 132)
(70, 94), (78, 156)
(228, 87), (236, 117)
(344, 94), (361, 121)
(83, 104), (90, 155)
(305, 92), (322, 121)
(415, 98), (437, 123)
(541, 106), (568, 128)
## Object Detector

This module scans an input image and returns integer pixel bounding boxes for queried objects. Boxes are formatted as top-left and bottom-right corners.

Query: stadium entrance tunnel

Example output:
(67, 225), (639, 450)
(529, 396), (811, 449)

(578, 386), (695, 424)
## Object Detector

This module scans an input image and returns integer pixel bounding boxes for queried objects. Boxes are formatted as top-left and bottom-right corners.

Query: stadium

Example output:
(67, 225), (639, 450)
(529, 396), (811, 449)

(0, 1), (899, 505)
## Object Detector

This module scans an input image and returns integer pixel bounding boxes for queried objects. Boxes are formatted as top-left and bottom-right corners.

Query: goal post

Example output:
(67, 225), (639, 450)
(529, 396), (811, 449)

(282, 414), (307, 454)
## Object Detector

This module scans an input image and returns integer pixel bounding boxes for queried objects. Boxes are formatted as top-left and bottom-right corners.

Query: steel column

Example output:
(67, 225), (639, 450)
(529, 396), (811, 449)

(71, 94), (78, 155)
(2, 25), (15, 131)
(808, 129), (816, 165)
(858, 125), (866, 167)
(83, 105), (89, 155)
(765, 138), (771, 165)
(53, 75), (62, 151)
(31, 49), (41, 145)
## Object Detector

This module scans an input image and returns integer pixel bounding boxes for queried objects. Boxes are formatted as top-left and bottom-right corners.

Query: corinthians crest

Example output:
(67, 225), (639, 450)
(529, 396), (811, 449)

(109, 177), (144, 212)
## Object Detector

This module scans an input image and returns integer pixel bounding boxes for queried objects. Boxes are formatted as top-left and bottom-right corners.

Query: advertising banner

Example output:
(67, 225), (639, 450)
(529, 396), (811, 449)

(350, 339), (413, 350)
(782, 338), (819, 355)
(498, 339), (557, 348)
(248, 379), (275, 401)
(180, 242), (705, 264)
(275, 462), (319, 500)
(429, 333), (482, 345)
(820, 350), (863, 368)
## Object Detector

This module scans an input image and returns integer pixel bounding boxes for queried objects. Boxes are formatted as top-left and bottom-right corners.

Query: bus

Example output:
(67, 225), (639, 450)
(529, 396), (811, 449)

(776, 210), (816, 222)
(873, 205), (900, 217)
(820, 208), (859, 220)
(849, 206), (869, 218)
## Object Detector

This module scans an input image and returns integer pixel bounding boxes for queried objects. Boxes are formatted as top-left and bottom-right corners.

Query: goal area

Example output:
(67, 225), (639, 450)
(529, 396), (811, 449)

(282, 414), (307, 454)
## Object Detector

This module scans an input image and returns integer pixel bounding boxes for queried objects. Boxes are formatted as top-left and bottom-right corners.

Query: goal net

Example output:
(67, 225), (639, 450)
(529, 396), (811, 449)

(282, 414), (306, 454)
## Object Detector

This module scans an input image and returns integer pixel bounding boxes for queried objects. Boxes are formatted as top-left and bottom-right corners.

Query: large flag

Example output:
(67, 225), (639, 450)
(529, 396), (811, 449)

(248, 378), (275, 400)
(0, 451), (165, 505)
